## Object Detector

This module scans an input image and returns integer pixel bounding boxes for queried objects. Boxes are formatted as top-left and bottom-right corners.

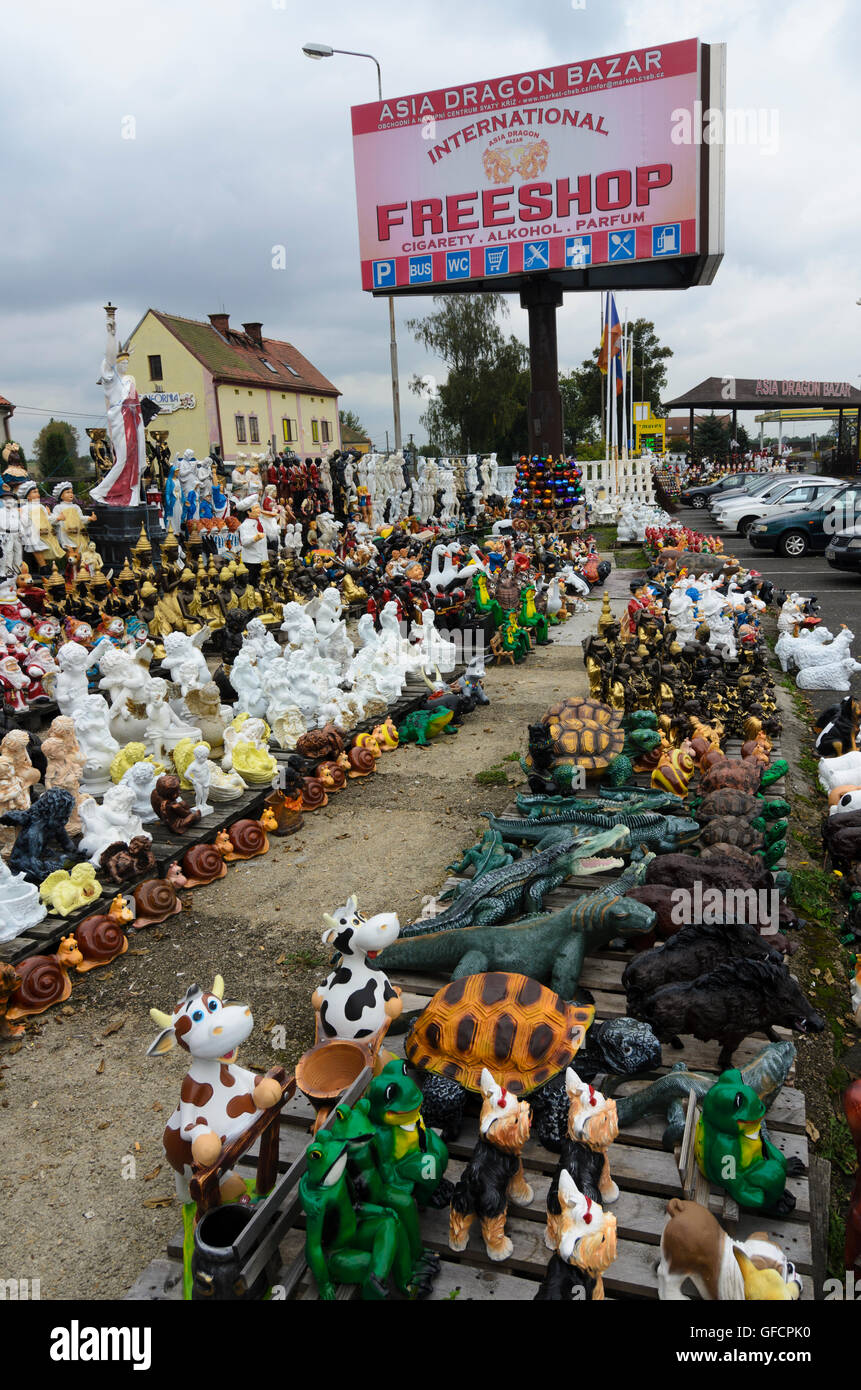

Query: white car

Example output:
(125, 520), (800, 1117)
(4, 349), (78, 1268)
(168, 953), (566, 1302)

(706, 472), (790, 515)
(713, 477), (843, 535)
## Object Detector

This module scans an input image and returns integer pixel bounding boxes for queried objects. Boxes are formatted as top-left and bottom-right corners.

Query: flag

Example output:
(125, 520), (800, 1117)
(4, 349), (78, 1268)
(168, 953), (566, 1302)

(598, 294), (623, 396)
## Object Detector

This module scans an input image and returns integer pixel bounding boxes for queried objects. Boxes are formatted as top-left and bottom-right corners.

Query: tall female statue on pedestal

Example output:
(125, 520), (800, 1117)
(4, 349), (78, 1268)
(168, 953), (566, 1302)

(90, 303), (146, 507)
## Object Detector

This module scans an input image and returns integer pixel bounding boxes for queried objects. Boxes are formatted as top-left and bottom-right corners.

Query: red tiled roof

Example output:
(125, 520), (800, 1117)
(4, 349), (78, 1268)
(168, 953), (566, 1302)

(148, 311), (341, 396)
(0, 396), (13, 410)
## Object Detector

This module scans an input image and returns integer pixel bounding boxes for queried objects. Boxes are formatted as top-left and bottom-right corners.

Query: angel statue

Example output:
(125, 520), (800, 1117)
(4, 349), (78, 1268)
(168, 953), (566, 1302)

(90, 303), (148, 507)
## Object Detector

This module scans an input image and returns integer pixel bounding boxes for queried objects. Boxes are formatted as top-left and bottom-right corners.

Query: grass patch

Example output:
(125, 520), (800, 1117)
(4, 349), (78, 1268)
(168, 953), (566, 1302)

(475, 766), (511, 786)
(502, 751), (521, 762)
(612, 547), (649, 569)
(282, 948), (328, 971)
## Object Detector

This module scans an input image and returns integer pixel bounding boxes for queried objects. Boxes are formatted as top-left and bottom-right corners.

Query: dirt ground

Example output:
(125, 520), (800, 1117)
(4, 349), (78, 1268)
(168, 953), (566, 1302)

(0, 630), (589, 1300)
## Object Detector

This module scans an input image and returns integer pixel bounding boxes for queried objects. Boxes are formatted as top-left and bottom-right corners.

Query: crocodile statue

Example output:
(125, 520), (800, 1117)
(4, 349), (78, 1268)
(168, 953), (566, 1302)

(384, 856), (657, 996)
(484, 809), (701, 856)
(398, 824), (631, 938)
(606, 1040), (797, 1150)
(444, 828), (521, 885)
(514, 788), (687, 819)
(398, 707), (455, 747)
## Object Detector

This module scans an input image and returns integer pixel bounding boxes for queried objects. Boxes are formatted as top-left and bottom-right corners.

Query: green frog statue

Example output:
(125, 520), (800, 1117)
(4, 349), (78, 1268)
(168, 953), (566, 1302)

(695, 1068), (801, 1215)
(366, 1059), (452, 1210)
(299, 1126), (438, 1300)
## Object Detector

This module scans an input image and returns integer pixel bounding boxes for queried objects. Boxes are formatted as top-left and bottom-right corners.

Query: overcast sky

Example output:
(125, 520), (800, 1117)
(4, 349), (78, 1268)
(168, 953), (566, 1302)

(2, 0), (858, 456)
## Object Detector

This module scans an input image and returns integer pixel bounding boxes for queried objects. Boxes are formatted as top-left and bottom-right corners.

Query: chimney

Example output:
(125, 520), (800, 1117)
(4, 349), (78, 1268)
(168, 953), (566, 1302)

(209, 312), (230, 337)
(243, 322), (264, 347)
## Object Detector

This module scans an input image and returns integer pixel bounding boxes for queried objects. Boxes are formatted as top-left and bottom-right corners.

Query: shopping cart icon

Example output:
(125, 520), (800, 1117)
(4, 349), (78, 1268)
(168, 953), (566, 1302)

(523, 240), (549, 270)
(484, 246), (509, 275)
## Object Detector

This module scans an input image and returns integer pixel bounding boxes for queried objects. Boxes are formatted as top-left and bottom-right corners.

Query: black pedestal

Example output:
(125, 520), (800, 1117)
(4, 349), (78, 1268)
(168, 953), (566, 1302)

(88, 502), (165, 570)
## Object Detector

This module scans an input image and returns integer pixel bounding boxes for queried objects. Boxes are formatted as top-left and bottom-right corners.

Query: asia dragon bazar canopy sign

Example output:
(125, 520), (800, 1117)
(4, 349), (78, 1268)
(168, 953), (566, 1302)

(351, 37), (725, 297)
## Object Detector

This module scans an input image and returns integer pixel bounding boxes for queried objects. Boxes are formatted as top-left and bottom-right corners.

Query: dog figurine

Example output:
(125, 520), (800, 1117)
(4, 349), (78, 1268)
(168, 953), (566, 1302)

(536, 1169), (617, 1300)
(449, 1068), (533, 1262)
(657, 1198), (802, 1300)
(546, 1068), (619, 1254)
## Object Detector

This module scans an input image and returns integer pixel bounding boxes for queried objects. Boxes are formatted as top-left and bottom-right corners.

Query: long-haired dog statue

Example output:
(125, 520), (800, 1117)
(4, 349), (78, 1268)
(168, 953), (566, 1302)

(658, 1198), (802, 1300)
(535, 1169), (618, 1300)
(449, 1068), (533, 1261)
(546, 1068), (619, 1250)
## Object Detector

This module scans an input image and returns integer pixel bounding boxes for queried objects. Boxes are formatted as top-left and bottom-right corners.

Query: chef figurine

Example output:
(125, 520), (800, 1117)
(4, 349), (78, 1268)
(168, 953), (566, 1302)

(17, 479), (64, 569)
(237, 497), (269, 585)
(51, 481), (96, 557)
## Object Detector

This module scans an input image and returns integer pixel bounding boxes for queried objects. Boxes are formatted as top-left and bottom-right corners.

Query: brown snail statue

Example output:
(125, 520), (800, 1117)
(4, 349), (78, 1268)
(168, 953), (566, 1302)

(300, 777), (328, 811)
(220, 818), (269, 862)
(178, 841), (228, 888)
(132, 878), (183, 929)
(6, 936), (84, 1021)
(346, 745), (376, 779)
(0, 963), (25, 1038)
(74, 910), (130, 972)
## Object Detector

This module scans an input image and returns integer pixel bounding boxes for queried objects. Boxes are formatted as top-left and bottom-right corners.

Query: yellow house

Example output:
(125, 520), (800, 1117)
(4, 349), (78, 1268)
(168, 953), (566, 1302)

(126, 310), (342, 462)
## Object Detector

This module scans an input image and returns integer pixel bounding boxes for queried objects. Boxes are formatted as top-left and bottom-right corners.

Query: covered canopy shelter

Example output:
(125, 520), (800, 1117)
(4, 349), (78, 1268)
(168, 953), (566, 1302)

(665, 377), (861, 468)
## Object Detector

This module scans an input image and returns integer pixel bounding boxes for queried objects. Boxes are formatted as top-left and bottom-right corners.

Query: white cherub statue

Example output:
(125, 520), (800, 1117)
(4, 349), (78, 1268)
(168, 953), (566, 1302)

(185, 742), (214, 817)
(78, 784), (151, 866)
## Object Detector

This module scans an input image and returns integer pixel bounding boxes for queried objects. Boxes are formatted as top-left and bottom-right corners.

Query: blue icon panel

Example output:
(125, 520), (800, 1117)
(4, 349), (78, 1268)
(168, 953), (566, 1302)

(652, 223), (680, 256)
(607, 230), (636, 260)
(565, 235), (592, 267)
(372, 259), (396, 288)
(484, 246), (509, 276)
(446, 251), (472, 280)
(408, 255), (433, 283)
(523, 240), (549, 271)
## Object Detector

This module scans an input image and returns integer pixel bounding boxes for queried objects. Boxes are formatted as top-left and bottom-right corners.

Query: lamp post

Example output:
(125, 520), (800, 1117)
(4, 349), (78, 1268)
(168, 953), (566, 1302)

(302, 41), (402, 456)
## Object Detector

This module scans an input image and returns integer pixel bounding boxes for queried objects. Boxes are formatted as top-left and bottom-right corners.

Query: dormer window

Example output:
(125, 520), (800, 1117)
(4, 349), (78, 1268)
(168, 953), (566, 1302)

(261, 359), (279, 374)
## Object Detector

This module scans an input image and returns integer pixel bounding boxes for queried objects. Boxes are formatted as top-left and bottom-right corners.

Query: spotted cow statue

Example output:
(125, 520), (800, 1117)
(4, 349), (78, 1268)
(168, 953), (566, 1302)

(148, 975), (282, 1202)
(312, 894), (402, 1040)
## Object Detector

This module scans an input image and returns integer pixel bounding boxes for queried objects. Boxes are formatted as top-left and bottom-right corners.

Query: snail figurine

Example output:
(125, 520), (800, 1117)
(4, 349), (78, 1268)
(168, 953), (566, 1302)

(74, 911), (130, 972)
(317, 757), (348, 792)
(346, 744), (376, 779)
(220, 818), (269, 862)
(178, 841), (228, 888)
(300, 777), (328, 811)
(132, 878), (183, 929)
(352, 731), (382, 760)
(6, 936), (84, 1021)
(372, 717), (399, 751)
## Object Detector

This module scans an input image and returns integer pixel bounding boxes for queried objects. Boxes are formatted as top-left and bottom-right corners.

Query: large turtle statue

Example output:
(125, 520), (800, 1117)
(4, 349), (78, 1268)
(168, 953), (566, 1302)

(522, 699), (661, 791)
(405, 971), (661, 1149)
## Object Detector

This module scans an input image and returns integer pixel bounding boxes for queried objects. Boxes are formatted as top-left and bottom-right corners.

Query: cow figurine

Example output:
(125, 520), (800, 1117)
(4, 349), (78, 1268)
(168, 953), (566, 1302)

(312, 894), (402, 1040)
(148, 975), (282, 1202)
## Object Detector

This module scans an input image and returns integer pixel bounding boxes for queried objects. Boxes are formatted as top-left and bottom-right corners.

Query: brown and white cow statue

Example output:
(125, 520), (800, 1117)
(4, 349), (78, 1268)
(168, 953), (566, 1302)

(148, 974), (281, 1203)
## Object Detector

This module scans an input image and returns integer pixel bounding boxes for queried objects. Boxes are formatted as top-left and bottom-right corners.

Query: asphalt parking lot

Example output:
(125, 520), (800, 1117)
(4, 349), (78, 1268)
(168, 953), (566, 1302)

(675, 502), (861, 710)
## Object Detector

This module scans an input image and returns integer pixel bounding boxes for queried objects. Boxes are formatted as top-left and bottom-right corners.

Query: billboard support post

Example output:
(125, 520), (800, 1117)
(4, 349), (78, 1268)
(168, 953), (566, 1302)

(521, 279), (564, 458)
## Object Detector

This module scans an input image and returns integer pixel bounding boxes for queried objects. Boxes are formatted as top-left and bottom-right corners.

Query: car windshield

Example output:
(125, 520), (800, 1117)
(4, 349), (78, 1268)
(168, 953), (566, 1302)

(718, 476), (789, 502)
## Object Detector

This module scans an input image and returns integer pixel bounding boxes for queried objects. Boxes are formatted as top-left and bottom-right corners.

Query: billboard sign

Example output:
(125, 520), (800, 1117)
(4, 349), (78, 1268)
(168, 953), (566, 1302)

(351, 38), (724, 296)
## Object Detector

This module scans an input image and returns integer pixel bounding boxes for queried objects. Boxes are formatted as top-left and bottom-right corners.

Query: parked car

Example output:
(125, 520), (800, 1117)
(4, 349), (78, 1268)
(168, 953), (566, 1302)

(706, 472), (793, 515)
(749, 483), (861, 557)
(713, 477), (843, 536)
(679, 471), (759, 508)
(826, 522), (861, 573)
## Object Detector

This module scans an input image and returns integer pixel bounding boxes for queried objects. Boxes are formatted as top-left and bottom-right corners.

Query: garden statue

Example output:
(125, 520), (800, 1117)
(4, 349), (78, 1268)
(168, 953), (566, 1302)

(0, 754), (29, 860)
(185, 742), (214, 818)
(365, 1059), (451, 1209)
(0, 853), (47, 941)
(148, 975), (283, 1202)
(658, 1199), (802, 1300)
(696, 1068), (798, 1214)
(311, 895), (402, 1040)
(545, 1068), (619, 1253)
(150, 774), (201, 834)
(161, 628), (211, 690)
(78, 784), (151, 866)
(119, 758), (160, 822)
(1, 788), (80, 884)
(173, 738), (245, 802)
(145, 677), (202, 762)
(449, 1068), (533, 1262)
(51, 479), (96, 553)
(535, 1170), (618, 1301)
(71, 694), (121, 796)
(90, 304), (146, 506)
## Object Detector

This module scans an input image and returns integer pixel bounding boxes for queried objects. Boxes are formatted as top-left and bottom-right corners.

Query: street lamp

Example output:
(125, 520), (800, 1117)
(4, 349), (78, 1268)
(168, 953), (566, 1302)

(302, 41), (401, 454)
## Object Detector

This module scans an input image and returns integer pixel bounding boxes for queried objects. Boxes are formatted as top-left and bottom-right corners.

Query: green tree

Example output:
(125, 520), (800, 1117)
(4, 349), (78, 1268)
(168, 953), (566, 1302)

(406, 294), (529, 454)
(733, 422), (751, 451)
(338, 409), (369, 439)
(32, 419), (81, 483)
(694, 413), (729, 459)
(560, 318), (674, 450)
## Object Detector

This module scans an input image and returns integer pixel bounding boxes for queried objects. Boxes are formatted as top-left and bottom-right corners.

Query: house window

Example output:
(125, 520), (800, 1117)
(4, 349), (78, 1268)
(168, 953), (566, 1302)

(311, 420), (320, 443)
(235, 414), (247, 442)
(321, 420), (331, 443)
(249, 415), (260, 443)
(282, 418), (295, 443)
(148, 355), (162, 381)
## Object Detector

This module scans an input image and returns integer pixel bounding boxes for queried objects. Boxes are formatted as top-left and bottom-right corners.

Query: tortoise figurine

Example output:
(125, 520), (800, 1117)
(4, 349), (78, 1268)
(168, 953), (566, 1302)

(526, 698), (659, 787)
(405, 972), (594, 1145)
